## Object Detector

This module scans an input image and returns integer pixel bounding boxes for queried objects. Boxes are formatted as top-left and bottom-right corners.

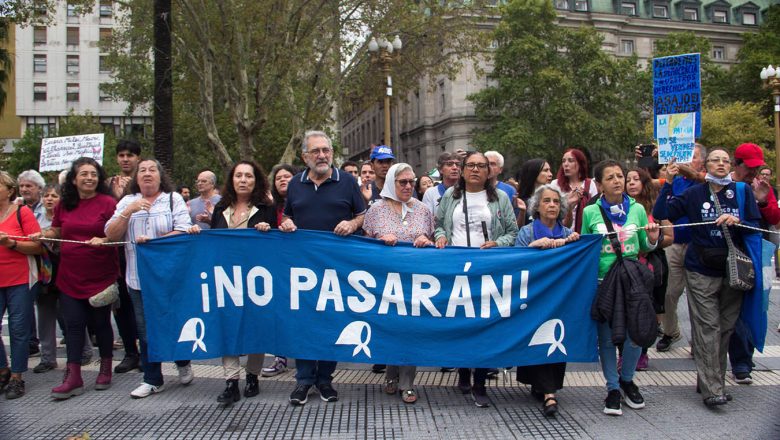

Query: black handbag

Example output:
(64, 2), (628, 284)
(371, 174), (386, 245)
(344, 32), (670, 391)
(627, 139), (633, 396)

(709, 185), (754, 291)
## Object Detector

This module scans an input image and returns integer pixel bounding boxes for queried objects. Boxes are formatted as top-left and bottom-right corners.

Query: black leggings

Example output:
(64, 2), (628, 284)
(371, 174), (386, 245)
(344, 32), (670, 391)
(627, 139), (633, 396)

(59, 294), (113, 363)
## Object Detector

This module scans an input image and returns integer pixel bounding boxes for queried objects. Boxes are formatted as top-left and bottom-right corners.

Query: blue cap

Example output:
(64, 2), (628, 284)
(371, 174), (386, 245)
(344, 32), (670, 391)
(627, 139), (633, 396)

(370, 145), (395, 161)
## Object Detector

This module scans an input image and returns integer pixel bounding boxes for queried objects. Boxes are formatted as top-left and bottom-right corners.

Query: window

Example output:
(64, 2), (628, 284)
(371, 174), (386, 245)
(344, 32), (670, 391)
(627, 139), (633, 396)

(683, 8), (698, 21)
(27, 117), (57, 136)
(621, 2), (636, 15)
(99, 0), (113, 18)
(653, 4), (669, 18)
(33, 54), (46, 73)
(99, 56), (110, 74)
(99, 28), (112, 43)
(712, 46), (725, 60)
(743, 12), (756, 25)
(34, 1), (47, 16)
(574, 0), (588, 11)
(555, 0), (569, 9)
(33, 83), (47, 101)
(66, 83), (80, 102)
(66, 3), (78, 22)
(66, 55), (79, 74)
(33, 27), (46, 46)
(438, 80), (446, 114)
(713, 10), (727, 23)
(99, 85), (112, 102)
(621, 39), (635, 54)
(66, 27), (79, 47)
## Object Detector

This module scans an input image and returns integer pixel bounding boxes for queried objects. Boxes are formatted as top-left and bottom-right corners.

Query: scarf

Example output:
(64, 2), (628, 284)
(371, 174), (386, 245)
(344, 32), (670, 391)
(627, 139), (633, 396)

(599, 193), (631, 226)
(379, 164), (415, 221)
(532, 219), (566, 240)
(705, 173), (733, 186)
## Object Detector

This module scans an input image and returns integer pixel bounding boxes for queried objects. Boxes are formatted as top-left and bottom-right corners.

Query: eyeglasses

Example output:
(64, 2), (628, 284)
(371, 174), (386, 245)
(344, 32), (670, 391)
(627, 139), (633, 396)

(707, 158), (731, 164)
(442, 161), (460, 168)
(464, 162), (489, 170)
(396, 179), (415, 187)
(306, 148), (332, 156)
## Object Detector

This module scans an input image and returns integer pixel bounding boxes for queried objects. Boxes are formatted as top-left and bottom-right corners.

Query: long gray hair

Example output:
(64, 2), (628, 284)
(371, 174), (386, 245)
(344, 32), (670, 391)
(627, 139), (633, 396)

(527, 184), (569, 222)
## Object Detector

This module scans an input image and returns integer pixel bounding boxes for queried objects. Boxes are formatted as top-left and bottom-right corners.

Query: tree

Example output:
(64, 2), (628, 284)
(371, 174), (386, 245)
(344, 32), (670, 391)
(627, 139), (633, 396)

(729, 5), (780, 110)
(153, 0), (173, 174)
(468, 0), (644, 163)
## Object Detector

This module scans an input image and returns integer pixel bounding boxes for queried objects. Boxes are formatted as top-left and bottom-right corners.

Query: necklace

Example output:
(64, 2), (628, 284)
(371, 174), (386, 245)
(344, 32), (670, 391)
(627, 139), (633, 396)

(0, 205), (14, 223)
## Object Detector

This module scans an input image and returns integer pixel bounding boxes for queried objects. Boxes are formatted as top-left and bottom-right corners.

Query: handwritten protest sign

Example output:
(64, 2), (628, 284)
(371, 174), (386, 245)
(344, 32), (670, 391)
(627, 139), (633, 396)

(656, 113), (696, 164)
(39, 134), (104, 172)
(653, 53), (701, 138)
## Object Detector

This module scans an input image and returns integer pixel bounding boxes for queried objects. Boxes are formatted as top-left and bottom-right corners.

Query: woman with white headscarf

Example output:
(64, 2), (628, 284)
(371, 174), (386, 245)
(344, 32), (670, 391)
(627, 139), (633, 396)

(363, 162), (434, 403)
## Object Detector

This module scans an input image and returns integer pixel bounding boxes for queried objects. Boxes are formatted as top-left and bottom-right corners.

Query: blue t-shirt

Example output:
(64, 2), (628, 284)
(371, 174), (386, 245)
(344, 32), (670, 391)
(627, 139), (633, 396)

(653, 176), (696, 244)
(666, 181), (761, 277)
(284, 167), (366, 232)
(496, 181), (518, 217)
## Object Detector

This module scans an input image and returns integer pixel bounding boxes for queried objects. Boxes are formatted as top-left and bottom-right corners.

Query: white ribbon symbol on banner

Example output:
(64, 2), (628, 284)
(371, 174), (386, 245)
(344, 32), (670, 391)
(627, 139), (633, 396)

(178, 318), (207, 353)
(335, 321), (372, 358)
(529, 319), (567, 356)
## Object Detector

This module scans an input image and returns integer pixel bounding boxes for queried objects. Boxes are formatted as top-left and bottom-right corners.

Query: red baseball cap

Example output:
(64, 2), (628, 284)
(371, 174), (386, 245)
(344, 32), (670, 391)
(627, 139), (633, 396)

(734, 143), (765, 168)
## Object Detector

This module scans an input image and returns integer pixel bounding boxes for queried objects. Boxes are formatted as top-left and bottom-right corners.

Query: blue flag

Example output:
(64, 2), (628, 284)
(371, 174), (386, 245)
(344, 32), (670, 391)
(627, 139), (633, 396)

(137, 230), (602, 367)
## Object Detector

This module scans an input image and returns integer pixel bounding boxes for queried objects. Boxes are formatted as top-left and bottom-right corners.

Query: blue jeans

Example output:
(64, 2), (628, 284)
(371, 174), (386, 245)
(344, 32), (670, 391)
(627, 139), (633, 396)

(0, 284), (34, 373)
(728, 318), (754, 374)
(597, 321), (642, 391)
(128, 288), (188, 386)
(295, 359), (337, 386)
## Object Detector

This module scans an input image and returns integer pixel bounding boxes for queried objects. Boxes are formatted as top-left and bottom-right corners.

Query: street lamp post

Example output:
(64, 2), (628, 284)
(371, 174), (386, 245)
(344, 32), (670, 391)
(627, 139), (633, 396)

(761, 65), (780, 191)
(368, 35), (402, 148)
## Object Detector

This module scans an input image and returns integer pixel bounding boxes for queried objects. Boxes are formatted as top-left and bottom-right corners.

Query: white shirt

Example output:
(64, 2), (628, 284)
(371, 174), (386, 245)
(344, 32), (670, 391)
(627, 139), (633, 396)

(451, 190), (492, 248)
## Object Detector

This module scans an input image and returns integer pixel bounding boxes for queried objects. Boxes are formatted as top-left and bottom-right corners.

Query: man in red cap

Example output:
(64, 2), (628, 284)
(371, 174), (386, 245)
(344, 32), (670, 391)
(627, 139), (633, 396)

(729, 142), (779, 385)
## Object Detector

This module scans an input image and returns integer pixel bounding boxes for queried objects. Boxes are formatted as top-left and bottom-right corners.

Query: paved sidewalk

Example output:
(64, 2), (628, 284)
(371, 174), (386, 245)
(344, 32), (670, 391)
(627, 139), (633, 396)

(2, 285), (780, 439)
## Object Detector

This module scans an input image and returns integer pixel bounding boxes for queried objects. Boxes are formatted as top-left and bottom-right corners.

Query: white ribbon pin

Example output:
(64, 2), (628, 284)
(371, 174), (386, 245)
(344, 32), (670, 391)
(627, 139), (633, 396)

(335, 321), (372, 358)
(529, 319), (567, 356)
(178, 318), (207, 353)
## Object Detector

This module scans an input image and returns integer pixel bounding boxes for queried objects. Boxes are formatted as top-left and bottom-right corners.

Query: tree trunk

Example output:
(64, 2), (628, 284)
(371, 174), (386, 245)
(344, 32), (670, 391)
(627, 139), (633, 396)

(153, 0), (174, 175)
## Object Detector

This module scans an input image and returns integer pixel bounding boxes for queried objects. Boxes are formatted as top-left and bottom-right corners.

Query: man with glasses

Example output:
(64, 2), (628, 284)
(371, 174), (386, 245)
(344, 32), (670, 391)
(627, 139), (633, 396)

(279, 130), (366, 406)
(189, 170), (221, 229)
(423, 152), (461, 215)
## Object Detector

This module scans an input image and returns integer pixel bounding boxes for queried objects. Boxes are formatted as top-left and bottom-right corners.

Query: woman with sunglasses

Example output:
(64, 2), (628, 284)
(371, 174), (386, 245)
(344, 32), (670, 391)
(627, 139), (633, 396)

(433, 151), (518, 408)
(363, 163), (435, 404)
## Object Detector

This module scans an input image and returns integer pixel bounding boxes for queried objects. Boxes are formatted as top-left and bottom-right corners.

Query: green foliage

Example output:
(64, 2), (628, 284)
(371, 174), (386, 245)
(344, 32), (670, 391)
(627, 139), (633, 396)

(468, 0), (643, 164)
(729, 5), (780, 110)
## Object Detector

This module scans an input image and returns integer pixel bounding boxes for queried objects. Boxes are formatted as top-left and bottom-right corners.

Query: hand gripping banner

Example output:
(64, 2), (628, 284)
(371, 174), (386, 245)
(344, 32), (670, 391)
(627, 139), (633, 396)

(137, 230), (602, 367)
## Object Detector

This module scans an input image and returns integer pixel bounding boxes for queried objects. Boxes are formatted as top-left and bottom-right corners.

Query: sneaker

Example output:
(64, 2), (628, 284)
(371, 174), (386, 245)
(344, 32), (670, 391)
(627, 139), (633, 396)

(733, 372), (752, 385)
(33, 362), (57, 374)
(472, 385), (490, 408)
(261, 357), (288, 377)
(5, 378), (25, 400)
(130, 382), (164, 398)
(603, 389), (622, 416)
(440, 367), (455, 372)
(289, 384), (311, 405)
(114, 354), (140, 374)
(317, 383), (339, 402)
(371, 364), (386, 374)
(177, 364), (194, 385)
(655, 334), (681, 352)
(636, 354), (649, 371)
(619, 379), (645, 409)
(80, 352), (93, 366)
(485, 368), (499, 379)
(28, 344), (40, 357)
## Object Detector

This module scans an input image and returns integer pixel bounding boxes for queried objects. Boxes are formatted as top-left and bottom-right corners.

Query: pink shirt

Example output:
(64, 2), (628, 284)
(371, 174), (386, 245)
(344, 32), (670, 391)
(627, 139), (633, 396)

(363, 198), (434, 243)
(52, 194), (119, 299)
(0, 206), (40, 287)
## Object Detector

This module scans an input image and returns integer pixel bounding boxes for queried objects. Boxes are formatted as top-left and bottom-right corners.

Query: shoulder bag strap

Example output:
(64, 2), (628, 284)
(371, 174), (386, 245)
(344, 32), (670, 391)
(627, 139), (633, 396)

(708, 184), (738, 252)
(598, 204), (623, 262)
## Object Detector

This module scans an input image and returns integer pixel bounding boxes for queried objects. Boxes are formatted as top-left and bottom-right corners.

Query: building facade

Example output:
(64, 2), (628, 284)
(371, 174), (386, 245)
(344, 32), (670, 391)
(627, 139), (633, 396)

(7, 1), (150, 150)
(340, 0), (774, 177)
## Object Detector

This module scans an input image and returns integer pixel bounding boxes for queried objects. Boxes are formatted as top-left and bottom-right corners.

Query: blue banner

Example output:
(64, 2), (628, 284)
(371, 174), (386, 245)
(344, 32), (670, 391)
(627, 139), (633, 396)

(137, 230), (602, 367)
(653, 53), (701, 138)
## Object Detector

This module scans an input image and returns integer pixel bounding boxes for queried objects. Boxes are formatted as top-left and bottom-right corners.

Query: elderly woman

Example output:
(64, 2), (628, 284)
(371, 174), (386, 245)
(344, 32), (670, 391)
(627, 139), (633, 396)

(0, 171), (42, 399)
(364, 163), (435, 404)
(550, 149), (598, 233)
(660, 148), (761, 407)
(105, 158), (193, 399)
(189, 160), (277, 405)
(32, 158), (119, 400)
(515, 184), (579, 416)
(581, 160), (660, 416)
(434, 151), (518, 408)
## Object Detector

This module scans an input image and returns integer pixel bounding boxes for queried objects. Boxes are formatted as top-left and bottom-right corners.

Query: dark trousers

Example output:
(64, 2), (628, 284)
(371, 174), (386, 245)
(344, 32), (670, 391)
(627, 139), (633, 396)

(728, 317), (754, 374)
(113, 258), (139, 357)
(295, 359), (337, 386)
(59, 294), (113, 364)
(458, 368), (489, 386)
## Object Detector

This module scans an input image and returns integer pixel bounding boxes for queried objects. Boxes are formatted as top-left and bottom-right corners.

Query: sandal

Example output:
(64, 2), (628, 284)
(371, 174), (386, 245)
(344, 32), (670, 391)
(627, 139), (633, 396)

(384, 379), (398, 395)
(401, 389), (417, 404)
(542, 396), (558, 418)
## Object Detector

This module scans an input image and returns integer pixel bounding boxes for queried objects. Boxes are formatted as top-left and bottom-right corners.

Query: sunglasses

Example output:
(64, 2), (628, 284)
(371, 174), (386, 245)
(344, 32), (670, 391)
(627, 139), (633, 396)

(396, 179), (415, 187)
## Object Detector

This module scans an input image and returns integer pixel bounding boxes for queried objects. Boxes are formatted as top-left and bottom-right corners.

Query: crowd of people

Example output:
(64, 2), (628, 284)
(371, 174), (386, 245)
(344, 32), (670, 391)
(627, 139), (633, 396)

(0, 132), (775, 419)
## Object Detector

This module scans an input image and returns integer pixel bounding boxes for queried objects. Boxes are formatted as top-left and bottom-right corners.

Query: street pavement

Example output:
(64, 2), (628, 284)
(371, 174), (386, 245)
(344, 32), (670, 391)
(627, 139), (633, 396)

(2, 282), (779, 440)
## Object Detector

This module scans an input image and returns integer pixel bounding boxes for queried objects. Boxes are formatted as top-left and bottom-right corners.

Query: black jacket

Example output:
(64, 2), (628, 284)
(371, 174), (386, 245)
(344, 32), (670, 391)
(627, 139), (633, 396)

(590, 257), (657, 348)
(210, 204), (277, 230)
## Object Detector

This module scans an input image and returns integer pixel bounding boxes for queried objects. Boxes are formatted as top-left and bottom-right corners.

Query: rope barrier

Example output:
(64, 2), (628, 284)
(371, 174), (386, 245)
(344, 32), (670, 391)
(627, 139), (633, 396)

(4, 235), (131, 246)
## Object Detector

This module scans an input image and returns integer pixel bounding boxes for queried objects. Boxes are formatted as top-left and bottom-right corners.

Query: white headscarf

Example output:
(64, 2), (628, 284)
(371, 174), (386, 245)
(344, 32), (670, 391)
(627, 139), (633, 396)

(380, 163), (415, 221)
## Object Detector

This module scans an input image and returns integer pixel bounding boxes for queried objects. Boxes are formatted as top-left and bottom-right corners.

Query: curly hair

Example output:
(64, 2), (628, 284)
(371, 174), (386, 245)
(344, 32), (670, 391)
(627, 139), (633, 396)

(451, 151), (498, 202)
(60, 157), (112, 211)
(217, 160), (272, 209)
(527, 184), (569, 222)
